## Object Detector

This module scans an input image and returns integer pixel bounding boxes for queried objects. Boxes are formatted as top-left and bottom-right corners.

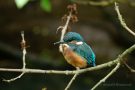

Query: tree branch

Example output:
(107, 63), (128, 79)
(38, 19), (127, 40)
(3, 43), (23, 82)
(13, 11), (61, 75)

(3, 31), (27, 82)
(91, 62), (120, 90)
(72, 0), (135, 7)
(57, 4), (77, 52)
(0, 44), (134, 75)
(60, 12), (72, 42)
(64, 67), (80, 90)
(123, 61), (135, 73)
(115, 2), (135, 37)
(58, 12), (71, 53)
(72, 0), (115, 6)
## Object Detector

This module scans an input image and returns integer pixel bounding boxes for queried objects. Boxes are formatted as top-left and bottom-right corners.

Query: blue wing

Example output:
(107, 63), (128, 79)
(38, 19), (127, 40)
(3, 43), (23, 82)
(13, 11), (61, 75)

(68, 42), (96, 66)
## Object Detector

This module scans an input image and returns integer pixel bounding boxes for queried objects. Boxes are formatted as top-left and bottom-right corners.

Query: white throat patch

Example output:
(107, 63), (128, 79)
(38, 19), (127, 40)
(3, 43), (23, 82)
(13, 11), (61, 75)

(59, 44), (69, 52)
(76, 41), (83, 45)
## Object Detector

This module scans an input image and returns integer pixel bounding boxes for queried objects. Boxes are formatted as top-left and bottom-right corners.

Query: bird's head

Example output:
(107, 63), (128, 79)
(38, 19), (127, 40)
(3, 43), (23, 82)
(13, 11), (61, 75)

(54, 32), (84, 45)
(63, 32), (84, 42)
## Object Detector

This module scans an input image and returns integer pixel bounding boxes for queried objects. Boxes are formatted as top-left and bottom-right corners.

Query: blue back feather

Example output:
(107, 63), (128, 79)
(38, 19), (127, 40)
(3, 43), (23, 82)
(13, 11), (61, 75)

(68, 43), (96, 66)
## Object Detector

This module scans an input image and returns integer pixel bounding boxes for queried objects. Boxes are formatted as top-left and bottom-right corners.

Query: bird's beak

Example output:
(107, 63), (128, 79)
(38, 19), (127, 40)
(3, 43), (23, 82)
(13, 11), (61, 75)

(54, 41), (64, 45)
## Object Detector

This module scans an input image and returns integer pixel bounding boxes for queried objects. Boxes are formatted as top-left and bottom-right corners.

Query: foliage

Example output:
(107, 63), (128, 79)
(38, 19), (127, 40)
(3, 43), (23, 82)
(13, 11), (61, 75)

(15, 0), (29, 9)
(40, 0), (51, 12)
(15, 0), (52, 12)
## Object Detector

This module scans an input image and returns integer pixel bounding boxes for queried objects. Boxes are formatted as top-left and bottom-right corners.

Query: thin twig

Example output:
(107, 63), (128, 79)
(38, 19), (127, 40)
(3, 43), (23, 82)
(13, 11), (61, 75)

(58, 4), (78, 52)
(21, 31), (27, 69)
(115, 2), (135, 37)
(72, 0), (115, 6)
(64, 67), (80, 90)
(123, 61), (135, 73)
(91, 62), (120, 90)
(3, 31), (27, 82)
(0, 44), (134, 75)
(59, 12), (72, 52)
(3, 72), (25, 82)
(60, 12), (72, 42)
(72, 0), (135, 7)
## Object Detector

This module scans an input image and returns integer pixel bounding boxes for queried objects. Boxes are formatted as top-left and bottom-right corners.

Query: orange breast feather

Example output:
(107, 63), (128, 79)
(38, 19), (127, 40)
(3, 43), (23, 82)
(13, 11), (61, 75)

(62, 46), (87, 68)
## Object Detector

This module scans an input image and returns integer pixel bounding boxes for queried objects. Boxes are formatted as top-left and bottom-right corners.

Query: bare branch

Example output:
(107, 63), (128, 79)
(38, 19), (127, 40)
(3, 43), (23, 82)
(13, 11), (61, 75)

(3, 72), (25, 82)
(115, 2), (135, 37)
(123, 61), (135, 73)
(21, 31), (27, 69)
(91, 62), (120, 90)
(64, 67), (80, 90)
(58, 12), (72, 53)
(0, 44), (134, 75)
(57, 4), (78, 52)
(72, 0), (135, 7)
(72, 0), (115, 6)
(3, 31), (27, 82)
(60, 12), (72, 42)
(0, 60), (116, 75)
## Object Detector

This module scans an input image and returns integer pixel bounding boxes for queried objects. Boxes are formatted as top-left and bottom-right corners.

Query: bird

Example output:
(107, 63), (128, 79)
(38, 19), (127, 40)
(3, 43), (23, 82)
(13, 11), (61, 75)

(54, 32), (96, 68)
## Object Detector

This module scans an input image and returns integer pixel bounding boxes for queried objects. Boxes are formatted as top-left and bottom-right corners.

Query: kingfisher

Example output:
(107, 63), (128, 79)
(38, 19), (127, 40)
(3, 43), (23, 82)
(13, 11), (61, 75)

(55, 32), (96, 68)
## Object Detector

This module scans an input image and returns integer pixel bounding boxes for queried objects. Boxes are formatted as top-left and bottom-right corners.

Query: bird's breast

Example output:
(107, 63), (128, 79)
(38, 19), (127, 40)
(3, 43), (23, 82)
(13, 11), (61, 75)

(61, 44), (87, 68)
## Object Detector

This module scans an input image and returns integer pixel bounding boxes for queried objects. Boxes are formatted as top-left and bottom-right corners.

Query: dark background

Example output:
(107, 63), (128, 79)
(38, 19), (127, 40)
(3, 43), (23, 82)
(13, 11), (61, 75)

(0, 0), (135, 90)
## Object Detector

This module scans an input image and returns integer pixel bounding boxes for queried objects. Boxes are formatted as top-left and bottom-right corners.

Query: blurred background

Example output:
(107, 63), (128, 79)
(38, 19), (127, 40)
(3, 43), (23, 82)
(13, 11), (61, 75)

(0, 0), (135, 90)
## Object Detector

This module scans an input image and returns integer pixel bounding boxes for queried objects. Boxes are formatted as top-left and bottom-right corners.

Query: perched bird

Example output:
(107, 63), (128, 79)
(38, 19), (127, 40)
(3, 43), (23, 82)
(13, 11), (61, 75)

(55, 32), (96, 68)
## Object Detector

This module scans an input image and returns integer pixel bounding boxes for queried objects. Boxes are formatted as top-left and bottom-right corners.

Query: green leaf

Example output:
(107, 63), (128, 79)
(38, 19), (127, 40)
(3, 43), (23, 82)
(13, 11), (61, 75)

(40, 0), (51, 12)
(15, 0), (29, 9)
